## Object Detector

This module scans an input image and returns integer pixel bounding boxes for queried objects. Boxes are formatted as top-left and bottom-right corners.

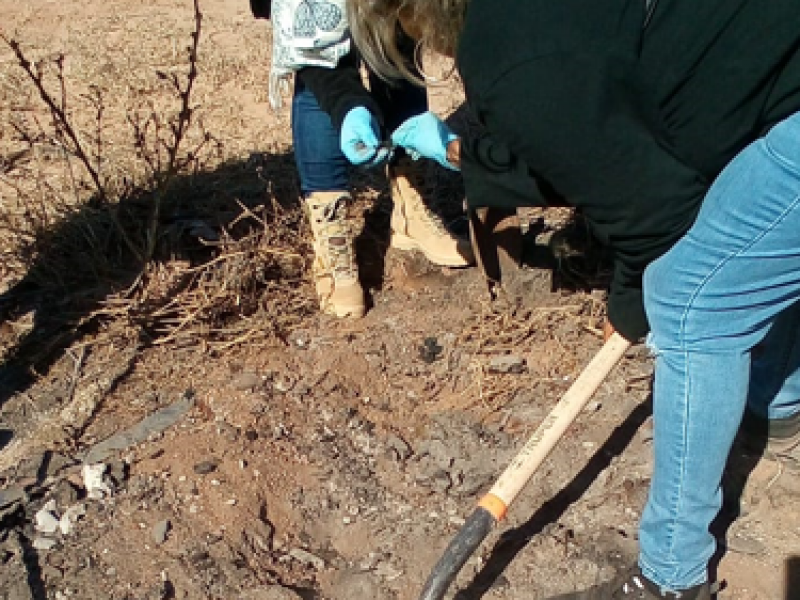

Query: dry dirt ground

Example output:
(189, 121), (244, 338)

(0, 1), (799, 599)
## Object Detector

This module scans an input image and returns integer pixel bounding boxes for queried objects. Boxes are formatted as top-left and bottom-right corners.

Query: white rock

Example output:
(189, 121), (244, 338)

(33, 536), (58, 550)
(59, 504), (87, 535)
(35, 508), (60, 534)
(82, 464), (113, 499)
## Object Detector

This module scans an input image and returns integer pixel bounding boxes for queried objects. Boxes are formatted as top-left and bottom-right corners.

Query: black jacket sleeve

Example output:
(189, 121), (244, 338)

(464, 55), (707, 341)
(250, 0), (271, 19)
(296, 52), (384, 131)
(461, 129), (566, 210)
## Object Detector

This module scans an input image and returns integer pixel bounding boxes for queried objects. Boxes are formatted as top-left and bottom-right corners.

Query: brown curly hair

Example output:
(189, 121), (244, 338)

(347, 0), (468, 85)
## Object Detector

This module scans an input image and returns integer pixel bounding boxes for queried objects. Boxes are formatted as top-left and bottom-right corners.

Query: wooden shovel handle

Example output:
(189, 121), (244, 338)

(479, 332), (631, 520)
(418, 332), (631, 600)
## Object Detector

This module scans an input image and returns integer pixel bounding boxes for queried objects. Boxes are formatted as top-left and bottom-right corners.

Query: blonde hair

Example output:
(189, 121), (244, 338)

(347, 0), (468, 85)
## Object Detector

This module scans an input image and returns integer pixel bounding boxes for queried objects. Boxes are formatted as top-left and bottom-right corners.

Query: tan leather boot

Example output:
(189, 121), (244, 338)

(389, 159), (474, 267)
(304, 191), (365, 318)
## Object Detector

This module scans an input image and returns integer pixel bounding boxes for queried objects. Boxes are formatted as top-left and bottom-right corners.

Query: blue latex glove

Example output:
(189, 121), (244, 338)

(340, 106), (392, 167)
(390, 112), (459, 171)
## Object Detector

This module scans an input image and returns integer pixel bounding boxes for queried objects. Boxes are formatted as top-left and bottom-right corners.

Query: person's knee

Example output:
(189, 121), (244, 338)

(643, 255), (688, 347)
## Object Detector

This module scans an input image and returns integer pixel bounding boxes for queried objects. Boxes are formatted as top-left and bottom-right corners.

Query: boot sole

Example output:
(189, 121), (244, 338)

(321, 302), (366, 319)
(390, 232), (473, 267)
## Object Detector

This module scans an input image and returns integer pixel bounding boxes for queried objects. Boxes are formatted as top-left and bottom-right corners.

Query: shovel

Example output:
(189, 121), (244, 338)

(419, 332), (632, 600)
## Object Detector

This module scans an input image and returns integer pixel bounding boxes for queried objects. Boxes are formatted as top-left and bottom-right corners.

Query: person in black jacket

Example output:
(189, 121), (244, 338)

(347, 1), (800, 598)
(251, 2), (472, 319)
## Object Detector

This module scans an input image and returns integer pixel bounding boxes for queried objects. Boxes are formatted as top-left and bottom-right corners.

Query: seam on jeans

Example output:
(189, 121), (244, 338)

(662, 348), (691, 586)
(676, 192), (800, 347)
(763, 138), (800, 176)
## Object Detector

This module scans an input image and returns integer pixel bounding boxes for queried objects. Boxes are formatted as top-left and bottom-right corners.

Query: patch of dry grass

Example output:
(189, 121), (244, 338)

(0, 0), (313, 391)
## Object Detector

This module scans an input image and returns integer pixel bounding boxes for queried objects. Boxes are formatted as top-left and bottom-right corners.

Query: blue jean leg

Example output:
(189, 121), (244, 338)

(748, 300), (800, 420)
(640, 111), (800, 591)
(291, 79), (350, 195)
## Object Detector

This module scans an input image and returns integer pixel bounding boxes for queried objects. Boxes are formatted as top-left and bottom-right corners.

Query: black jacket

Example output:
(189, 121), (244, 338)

(457, 0), (800, 340)
(297, 52), (382, 130)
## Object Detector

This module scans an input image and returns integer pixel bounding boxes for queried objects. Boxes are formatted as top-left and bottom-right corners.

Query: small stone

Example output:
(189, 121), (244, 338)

(288, 329), (313, 349)
(49, 479), (80, 508)
(33, 537), (58, 550)
(488, 355), (526, 374)
(82, 464), (113, 500)
(374, 562), (404, 581)
(35, 509), (60, 534)
(419, 337), (443, 364)
(288, 548), (325, 570)
(0, 486), (26, 510)
(83, 393), (194, 464)
(385, 434), (412, 461)
(42, 565), (62, 581)
(193, 460), (219, 475)
(152, 519), (171, 544)
(59, 503), (86, 535)
(216, 422), (240, 442)
(726, 532), (767, 556)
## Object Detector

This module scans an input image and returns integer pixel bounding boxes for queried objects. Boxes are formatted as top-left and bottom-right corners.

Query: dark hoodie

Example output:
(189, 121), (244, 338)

(457, 0), (800, 340)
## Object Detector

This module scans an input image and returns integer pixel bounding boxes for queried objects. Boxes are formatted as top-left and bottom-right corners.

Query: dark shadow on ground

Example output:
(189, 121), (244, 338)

(786, 556), (800, 600)
(291, 586), (320, 600)
(454, 398), (653, 599)
(0, 149), (302, 414)
(708, 437), (766, 585)
(0, 427), (13, 450)
(709, 336), (800, 588)
(447, 102), (614, 299)
(21, 537), (48, 600)
(0, 143), (474, 425)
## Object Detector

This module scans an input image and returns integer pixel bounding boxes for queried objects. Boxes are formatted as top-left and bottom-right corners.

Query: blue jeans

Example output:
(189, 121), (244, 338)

(291, 75), (427, 195)
(291, 78), (351, 195)
(640, 111), (800, 591)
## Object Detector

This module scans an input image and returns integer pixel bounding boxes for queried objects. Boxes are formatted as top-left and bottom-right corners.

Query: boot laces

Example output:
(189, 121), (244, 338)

(316, 197), (357, 279)
(394, 165), (452, 236)
(414, 199), (451, 236)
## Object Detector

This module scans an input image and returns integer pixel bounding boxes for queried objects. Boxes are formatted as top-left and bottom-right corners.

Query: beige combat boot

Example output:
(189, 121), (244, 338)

(388, 159), (474, 267)
(304, 191), (366, 318)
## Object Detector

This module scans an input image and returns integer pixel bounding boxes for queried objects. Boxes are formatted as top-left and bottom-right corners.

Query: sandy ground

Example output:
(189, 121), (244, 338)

(0, 1), (798, 599)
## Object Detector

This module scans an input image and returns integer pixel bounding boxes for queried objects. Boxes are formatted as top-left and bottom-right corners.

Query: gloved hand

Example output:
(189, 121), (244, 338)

(391, 112), (460, 171)
(340, 106), (392, 167)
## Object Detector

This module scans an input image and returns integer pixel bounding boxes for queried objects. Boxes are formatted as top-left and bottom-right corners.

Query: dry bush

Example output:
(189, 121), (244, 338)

(0, 0), (312, 375)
